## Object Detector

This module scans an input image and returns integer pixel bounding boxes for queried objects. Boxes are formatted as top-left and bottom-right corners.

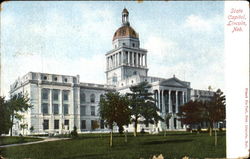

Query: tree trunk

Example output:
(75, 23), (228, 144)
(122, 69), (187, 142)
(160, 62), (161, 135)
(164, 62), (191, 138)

(10, 114), (14, 136)
(214, 128), (217, 146)
(110, 128), (113, 147)
(124, 130), (127, 143)
(209, 122), (213, 136)
(134, 118), (138, 137)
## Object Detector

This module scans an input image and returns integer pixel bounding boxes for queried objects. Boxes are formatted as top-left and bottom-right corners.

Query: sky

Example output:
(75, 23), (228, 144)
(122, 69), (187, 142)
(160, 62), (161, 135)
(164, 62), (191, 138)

(1, 1), (224, 97)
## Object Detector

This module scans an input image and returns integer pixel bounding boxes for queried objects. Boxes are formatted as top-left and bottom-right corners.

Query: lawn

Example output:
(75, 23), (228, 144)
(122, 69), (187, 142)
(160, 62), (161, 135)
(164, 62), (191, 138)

(0, 131), (226, 159)
(0, 136), (42, 146)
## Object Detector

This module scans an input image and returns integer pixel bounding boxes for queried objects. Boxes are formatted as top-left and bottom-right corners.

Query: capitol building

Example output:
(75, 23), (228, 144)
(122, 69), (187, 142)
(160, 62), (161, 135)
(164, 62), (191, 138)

(9, 9), (213, 135)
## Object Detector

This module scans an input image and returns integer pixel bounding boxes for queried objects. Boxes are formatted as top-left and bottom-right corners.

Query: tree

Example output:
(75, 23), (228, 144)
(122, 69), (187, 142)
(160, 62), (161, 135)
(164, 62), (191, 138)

(201, 89), (226, 136)
(70, 126), (78, 138)
(164, 113), (172, 137)
(91, 120), (99, 131)
(178, 100), (204, 130)
(0, 96), (11, 136)
(99, 92), (130, 147)
(178, 89), (226, 137)
(127, 81), (163, 137)
(7, 93), (32, 136)
(20, 123), (28, 135)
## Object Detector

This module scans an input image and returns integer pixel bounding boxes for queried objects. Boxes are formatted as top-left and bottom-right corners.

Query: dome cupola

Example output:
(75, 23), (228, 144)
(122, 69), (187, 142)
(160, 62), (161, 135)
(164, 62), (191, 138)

(112, 8), (139, 41)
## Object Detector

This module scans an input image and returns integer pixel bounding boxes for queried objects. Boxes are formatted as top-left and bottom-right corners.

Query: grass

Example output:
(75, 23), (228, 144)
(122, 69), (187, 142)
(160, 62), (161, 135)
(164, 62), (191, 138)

(0, 136), (42, 146)
(0, 131), (226, 159)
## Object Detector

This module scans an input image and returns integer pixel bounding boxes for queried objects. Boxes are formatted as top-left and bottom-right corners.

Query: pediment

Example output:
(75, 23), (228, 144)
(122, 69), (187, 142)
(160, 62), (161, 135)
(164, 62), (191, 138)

(159, 77), (188, 88)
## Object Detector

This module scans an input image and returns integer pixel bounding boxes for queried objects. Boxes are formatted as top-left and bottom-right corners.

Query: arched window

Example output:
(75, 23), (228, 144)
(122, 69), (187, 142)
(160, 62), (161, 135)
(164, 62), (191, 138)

(80, 91), (86, 104)
(90, 94), (95, 103)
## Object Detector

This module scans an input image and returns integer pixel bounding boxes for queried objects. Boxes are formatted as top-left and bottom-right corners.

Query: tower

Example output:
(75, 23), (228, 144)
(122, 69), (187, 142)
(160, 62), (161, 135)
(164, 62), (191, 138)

(105, 8), (148, 87)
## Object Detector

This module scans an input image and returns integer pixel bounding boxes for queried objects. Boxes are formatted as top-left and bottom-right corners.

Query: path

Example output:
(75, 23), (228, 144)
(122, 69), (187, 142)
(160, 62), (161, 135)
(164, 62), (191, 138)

(0, 137), (69, 148)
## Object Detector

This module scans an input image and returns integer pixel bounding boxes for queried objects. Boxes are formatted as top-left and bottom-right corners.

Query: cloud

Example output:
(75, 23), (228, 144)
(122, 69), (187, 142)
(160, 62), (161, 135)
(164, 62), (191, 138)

(184, 14), (222, 32)
(1, 53), (106, 97)
(144, 35), (179, 62)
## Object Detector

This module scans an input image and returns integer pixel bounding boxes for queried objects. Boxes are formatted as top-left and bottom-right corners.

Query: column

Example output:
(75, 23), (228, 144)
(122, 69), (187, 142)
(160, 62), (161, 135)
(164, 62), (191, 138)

(132, 52), (134, 66)
(116, 53), (118, 67)
(59, 90), (62, 114)
(138, 53), (141, 66)
(38, 85), (42, 132)
(141, 54), (144, 66)
(185, 91), (187, 103)
(50, 89), (53, 115)
(182, 91), (185, 105)
(121, 52), (124, 65)
(162, 90), (165, 114)
(114, 54), (116, 67)
(128, 52), (131, 65)
(138, 53), (140, 66)
(135, 52), (138, 66)
(49, 89), (53, 131)
(176, 91), (178, 113)
(158, 90), (161, 109)
(168, 90), (172, 113)
(106, 57), (109, 70)
(145, 54), (147, 67)
(119, 52), (121, 66)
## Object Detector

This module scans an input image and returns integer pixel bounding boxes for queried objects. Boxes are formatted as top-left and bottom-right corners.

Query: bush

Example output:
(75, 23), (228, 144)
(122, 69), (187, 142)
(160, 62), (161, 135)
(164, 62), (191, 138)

(70, 126), (78, 138)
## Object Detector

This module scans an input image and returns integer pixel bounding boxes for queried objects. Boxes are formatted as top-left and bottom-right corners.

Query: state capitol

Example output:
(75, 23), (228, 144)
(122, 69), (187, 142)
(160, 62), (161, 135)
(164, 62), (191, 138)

(9, 9), (214, 135)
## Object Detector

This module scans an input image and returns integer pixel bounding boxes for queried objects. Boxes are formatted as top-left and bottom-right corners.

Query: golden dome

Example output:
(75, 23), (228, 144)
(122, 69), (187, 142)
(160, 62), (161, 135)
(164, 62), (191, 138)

(112, 25), (139, 41)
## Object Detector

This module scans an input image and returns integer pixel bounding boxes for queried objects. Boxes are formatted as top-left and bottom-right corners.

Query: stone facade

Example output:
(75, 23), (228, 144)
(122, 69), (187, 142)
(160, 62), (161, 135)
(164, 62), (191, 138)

(9, 9), (213, 135)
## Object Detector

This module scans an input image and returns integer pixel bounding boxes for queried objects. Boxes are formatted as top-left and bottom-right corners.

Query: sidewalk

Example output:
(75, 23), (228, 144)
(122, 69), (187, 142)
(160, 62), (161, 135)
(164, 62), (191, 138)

(0, 137), (69, 148)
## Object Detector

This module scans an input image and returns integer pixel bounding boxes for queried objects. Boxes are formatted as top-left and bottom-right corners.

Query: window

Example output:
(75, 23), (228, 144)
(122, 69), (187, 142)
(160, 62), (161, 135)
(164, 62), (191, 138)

(64, 78), (68, 82)
(42, 103), (48, 114)
(54, 77), (58, 81)
(132, 43), (135, 47)
(80, 91), (86, 104)
(91, 106), (95, 116)
(63, 91), (69, 101)
(43, 120), (49, 130)
(112, 76), (117, 83)
(63, 104), (69, 115)
(64, 120), (69, 130)
(91, 120), (95, 130)
(42, 89), (49, 100)
(133, 71), (137, 75)
(43, 76), (47, 80)
(53, 104), (59, 115)
(90, 94), (95, 103)
(100, 120), (105, 129)
(81, 120), (86, 129)
(80, 105), (86, 116)
(52, 90), (59, 101)
(64, 120), (69, 126)
(54, 120), (59, 129)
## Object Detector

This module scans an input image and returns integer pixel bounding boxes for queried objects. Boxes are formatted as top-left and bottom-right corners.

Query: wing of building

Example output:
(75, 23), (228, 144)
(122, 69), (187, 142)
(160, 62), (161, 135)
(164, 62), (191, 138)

(9, 8), (214, 135)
